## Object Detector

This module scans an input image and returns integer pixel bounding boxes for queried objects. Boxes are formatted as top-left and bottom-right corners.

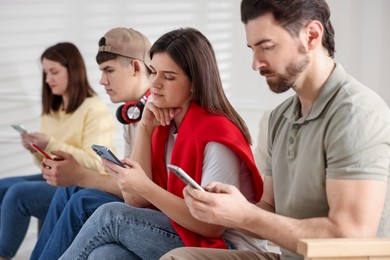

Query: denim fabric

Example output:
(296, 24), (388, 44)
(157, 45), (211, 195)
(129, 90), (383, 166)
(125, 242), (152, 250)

(31, 187), (122, 260)
(0, 174), (56, 258)
(87, 244), (141, 260)
(59, 202), (185, 260)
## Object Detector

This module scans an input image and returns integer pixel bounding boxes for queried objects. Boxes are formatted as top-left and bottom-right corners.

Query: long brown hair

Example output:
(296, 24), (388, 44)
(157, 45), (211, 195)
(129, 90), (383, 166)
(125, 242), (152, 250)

(149, 27), (252, 144)
(40, 42), (95, 114)
(241, 0), (335, 58)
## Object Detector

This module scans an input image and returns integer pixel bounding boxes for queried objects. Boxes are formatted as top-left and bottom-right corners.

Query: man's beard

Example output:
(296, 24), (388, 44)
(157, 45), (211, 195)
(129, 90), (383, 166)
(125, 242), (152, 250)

(262, 45), (310, 94)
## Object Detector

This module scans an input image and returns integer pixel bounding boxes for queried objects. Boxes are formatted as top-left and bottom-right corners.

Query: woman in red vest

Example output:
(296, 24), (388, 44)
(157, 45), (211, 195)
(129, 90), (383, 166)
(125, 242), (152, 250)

(59, 27), (265, 260)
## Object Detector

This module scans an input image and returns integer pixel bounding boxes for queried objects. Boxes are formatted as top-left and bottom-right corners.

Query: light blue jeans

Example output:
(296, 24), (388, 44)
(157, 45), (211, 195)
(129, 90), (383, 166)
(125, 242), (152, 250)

(0, 174), (57, 258)
(59, 202), (185, 260)
(31, 187), (123, 260)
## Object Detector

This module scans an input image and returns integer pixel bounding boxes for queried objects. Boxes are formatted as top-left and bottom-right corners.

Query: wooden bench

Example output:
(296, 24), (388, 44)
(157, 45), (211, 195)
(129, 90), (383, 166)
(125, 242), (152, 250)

(297, 238), (390, 260)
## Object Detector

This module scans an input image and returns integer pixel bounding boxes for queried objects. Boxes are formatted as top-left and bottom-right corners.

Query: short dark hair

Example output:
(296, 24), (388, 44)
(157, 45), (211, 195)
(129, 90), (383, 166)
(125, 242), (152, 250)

(96, 51), (130, 66)
(96, 51), (151, 75)
(96, 51), (121, 65)
(241, 0), (335, 58)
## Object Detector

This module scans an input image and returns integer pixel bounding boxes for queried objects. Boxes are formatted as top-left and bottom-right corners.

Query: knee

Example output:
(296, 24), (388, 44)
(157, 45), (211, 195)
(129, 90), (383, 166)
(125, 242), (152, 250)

(90, 202), (132, 222)
(1, 183), (36, 212)
(0, 178), (18, 198)
(95, 202), (125, 215)
(67, 189), (102, 210)
(67, 189), (112, 210)
(79, 202), (126, 227)
(68, 190), (88, 206)
(4, 183), (31, 202)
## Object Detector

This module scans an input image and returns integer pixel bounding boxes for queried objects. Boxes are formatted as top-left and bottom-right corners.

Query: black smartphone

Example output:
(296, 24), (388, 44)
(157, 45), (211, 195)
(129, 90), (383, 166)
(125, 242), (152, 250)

(91, 144), (125, 168)
(167, 164), (205, 191)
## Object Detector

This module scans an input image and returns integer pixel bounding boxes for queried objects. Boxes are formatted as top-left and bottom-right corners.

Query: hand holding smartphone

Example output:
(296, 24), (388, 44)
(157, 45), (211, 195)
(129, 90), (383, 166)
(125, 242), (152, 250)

(91, 144), (125, 168)
(167, 164), (205, 191)
(30, 143), (53, 159)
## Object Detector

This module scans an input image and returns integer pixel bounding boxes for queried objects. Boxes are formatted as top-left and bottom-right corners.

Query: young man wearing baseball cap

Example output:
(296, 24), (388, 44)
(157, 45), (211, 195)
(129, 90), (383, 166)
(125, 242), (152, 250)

(30, 27), (152, 260)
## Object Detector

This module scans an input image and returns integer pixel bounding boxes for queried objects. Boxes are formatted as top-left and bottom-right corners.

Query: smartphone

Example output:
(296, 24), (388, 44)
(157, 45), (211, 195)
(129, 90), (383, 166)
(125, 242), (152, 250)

(12, 124), (27, 134)
(167, 164), (205, 191)
(91, 144), (125, 168)
(30, 143), (53, 159)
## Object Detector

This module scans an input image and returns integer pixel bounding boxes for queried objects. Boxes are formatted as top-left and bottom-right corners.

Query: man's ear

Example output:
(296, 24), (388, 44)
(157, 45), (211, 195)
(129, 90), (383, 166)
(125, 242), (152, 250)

(132, 60), (142, 75)
(305, 20), (323, 51)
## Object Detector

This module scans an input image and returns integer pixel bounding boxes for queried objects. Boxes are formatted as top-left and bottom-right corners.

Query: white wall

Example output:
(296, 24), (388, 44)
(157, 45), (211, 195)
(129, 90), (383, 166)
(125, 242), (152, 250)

(0, 0), (389, 178)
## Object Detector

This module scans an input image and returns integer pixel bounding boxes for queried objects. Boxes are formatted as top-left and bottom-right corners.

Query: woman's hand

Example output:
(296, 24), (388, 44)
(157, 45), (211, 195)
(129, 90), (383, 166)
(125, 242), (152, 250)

(21, 132), (50, 153)
(103, 159), (154, 198)
(141, 96), (181, 129)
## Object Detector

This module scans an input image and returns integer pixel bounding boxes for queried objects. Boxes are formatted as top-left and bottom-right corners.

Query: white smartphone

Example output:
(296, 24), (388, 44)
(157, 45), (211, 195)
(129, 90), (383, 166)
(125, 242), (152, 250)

(12, 124), (27, 134)
(91, 144), (125, 168)
(167, 164), (205, 191)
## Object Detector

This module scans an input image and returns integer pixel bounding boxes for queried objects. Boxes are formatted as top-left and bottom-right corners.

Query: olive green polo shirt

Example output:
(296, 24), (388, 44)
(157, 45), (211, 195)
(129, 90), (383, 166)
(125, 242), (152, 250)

(264, 63), (390, 259)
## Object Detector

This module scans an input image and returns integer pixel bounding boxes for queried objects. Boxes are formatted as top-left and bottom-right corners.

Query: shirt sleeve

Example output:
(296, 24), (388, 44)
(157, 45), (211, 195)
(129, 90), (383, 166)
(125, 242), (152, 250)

(201, 142), (241, 187)
(325, 104), (390, 181)
(44, 97), (116, 173)
(254, 110), (271, 178)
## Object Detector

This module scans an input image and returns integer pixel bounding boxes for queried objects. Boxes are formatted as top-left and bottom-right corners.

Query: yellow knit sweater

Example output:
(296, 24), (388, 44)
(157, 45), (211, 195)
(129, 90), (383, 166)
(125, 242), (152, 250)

(33, 95), (116, 173)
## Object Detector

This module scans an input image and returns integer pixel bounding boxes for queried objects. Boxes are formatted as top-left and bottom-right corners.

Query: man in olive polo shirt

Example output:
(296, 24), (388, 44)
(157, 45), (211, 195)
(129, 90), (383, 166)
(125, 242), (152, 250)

(160, 0), (390, 259)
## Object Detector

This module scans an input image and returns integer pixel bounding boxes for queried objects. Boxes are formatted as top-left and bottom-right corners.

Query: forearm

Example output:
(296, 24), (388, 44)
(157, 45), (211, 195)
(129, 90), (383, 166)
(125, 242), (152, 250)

(130, 124), (153, 178)
(76, 169), (123, 198)
(236, 200), (275, 239)
(239, 204), (371, 253)
(237, 178), (387, 252)
(143, 184), (225, 237)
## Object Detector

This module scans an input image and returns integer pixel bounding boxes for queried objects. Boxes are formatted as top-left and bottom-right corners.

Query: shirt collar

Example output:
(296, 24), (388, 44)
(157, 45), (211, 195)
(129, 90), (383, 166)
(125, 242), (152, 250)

(283, 63), (346, 123)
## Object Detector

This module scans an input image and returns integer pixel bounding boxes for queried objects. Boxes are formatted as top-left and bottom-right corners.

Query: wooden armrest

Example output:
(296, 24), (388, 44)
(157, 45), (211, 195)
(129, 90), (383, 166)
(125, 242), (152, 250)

(297, 238), (390, 259)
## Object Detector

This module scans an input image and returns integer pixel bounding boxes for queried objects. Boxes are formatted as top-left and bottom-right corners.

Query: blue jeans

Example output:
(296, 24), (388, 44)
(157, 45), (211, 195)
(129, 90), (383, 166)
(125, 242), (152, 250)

(59, 202), (185, 260)
(31, 187), (122, 260)
(0, 174), (56, 258)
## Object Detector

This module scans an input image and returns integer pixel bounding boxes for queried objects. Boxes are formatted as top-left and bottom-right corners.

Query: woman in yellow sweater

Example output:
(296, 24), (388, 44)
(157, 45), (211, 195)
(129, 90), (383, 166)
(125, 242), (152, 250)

(0, 42), (116, 260)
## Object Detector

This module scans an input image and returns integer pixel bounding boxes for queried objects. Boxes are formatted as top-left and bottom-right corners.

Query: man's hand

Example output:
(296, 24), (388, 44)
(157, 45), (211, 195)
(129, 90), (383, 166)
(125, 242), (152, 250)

(41, 150), (83, 187)
(104, 159), (152, 208)
(183, 181), (254, 228)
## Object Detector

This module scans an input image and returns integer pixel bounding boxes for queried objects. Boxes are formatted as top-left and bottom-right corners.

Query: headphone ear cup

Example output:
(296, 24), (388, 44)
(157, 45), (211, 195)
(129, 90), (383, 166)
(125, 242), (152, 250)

(116, 101), (144, 124)
(116, 104), (129, 124)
